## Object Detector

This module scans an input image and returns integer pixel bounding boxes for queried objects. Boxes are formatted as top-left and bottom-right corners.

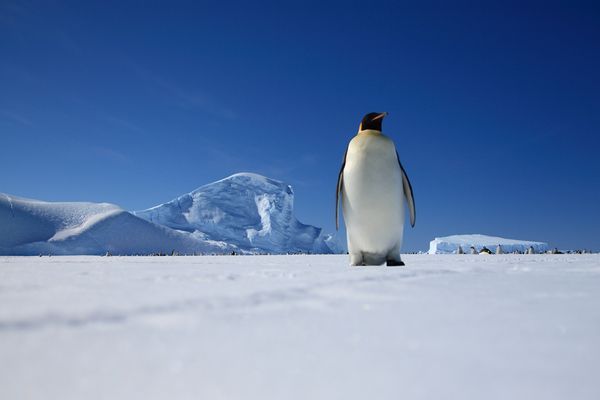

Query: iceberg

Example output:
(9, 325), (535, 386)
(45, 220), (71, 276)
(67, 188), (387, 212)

(1, 173), (342, 255)
(134, 173), (340, 254)
(428, 234), (549, 254)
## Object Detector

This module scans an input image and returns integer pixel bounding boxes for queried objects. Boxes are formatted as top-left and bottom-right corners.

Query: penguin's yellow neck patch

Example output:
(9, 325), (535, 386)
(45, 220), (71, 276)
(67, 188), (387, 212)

(357, 129), (382, 136)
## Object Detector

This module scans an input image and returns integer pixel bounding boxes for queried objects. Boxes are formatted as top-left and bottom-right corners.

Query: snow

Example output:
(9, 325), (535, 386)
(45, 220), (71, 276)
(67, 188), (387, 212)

(0, 193), (231, 256)
(0, 173), (341, 255)
(1, 254), (599, 400)
(0, 193), (121, 247)
(429, 234), (549, 254)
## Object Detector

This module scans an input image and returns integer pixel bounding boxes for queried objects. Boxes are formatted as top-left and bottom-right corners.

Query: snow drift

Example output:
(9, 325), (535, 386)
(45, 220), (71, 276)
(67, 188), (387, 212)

(428, 234), (549, 254)
(0, 194), (232, 255)
(134, 173), (340, 254)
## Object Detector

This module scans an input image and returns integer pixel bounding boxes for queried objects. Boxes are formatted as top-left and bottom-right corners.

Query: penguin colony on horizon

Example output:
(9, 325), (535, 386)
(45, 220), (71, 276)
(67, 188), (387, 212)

(336, 112), (416, 266)
(454, 245), (566, 255)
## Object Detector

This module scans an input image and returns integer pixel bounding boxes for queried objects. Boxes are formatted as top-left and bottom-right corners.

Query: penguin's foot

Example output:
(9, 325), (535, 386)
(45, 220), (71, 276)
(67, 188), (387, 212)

(349, 253), (364, 266)
(386, 260), (405, 267)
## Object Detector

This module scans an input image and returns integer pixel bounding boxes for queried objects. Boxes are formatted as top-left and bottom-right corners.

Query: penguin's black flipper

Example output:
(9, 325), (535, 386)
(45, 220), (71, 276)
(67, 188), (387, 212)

(396, 151), (416, 228)
(335, 148), (348, 231)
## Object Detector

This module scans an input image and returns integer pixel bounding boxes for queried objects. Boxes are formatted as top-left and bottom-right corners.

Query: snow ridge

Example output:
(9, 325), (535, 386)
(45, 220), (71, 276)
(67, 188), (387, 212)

(0, 193), (233, 256)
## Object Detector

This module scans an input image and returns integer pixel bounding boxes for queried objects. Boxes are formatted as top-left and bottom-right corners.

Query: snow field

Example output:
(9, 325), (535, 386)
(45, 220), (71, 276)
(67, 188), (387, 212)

(0, 254), (599, 400)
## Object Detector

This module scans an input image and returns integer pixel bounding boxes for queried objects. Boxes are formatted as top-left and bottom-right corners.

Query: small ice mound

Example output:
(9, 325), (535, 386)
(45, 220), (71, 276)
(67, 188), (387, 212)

(429, 234), (548, 254)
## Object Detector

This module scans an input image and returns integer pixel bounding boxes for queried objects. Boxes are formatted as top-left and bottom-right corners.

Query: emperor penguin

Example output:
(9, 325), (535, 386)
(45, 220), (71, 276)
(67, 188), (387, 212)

(336, 112), (416, 266)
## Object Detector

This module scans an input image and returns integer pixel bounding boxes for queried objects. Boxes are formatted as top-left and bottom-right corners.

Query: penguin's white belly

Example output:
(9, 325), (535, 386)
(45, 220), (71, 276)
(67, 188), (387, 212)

(342, 135), (404, 254)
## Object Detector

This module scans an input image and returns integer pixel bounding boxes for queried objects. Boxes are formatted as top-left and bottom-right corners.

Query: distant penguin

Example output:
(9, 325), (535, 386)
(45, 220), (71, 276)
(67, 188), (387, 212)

(527, 246), (535, 254)
(336, 112), (416, 266)
(457, 245), (464, 254)
(495, 244), (503, 254)
(479, 246), (492, 255)
(470, 246), (477, 255)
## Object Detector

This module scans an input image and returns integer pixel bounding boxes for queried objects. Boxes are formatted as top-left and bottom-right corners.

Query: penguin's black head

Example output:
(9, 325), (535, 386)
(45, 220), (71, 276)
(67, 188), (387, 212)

(359, 112), (388, 132)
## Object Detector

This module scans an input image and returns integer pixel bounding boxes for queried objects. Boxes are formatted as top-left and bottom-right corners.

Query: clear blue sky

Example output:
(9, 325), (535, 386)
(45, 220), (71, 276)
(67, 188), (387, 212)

(1, 1), (599, 251)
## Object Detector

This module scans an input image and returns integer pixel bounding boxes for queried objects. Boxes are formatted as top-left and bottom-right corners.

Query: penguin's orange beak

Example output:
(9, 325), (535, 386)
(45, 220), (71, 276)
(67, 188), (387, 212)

(372, 112), (388, 121)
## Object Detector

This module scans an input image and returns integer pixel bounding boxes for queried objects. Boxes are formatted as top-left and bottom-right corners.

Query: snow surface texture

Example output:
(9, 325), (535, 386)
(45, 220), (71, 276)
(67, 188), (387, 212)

(0, 174), (342, 255)
(134, 173), (340, 254)
(429, 234), (549, 254)
(1, 254), (599, 400)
